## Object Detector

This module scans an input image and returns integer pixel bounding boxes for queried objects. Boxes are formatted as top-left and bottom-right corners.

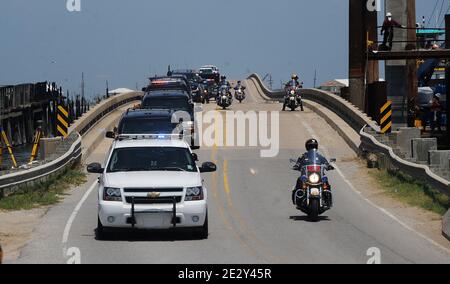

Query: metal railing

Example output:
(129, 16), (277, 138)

(0, 91), (143, 196)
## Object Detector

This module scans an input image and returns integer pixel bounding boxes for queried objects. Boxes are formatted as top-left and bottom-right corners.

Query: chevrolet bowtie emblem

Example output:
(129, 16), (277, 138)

(147, 192), (161, 199)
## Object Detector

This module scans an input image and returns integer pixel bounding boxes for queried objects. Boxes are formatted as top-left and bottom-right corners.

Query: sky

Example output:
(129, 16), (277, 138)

(0, 0), (446, 99)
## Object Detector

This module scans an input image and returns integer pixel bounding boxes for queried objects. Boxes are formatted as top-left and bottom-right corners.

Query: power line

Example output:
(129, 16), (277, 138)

(436, 0), (446, 27)
(427, 0), (440, 27)
(438, 4), (450, 27)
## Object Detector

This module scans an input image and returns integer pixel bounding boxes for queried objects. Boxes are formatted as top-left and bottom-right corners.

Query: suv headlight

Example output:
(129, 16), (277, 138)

(103, 187), (122, 202)
(185, 186), (204, 201)
(308, 173), (320, 184)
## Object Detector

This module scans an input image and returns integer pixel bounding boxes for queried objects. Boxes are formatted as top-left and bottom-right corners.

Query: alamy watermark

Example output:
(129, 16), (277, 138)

(66, 0), (82, 12)
(366, 247), (382, 264)
(170, 110), (280, 158)
(366, 0), (381, 12)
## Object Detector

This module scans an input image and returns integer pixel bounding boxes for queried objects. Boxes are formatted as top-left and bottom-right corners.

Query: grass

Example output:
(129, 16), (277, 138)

(370, 169), (450, 216)
(0, 167), (87, 211)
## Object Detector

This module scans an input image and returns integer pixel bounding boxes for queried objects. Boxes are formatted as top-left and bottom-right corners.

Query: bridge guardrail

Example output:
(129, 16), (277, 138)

(0, 91), (143, 196)
(247, 73), (380, 132)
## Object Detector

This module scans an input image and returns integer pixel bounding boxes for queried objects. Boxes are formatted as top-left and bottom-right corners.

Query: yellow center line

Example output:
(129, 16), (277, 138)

(222, 158), (281, 263)
(210, 122), (232, 231)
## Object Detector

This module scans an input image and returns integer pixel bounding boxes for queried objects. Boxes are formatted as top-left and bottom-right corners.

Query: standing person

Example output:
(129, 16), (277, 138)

(381, 13), (405, 51)
(430, 94), (443, 133)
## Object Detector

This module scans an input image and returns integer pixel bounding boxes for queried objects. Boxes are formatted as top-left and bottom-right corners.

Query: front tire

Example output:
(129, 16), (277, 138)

(95, 217), (107, 240)
(194, 215), (209, 240)
(308, 199), (320, 222)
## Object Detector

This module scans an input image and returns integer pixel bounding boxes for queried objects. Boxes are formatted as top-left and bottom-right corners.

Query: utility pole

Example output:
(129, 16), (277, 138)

(446, 14), (450, 147)
(313, 70), (317, 88)
(106, 80), (109, 98)
(406, 0), (418, 114)
(81, 72), (85, 101)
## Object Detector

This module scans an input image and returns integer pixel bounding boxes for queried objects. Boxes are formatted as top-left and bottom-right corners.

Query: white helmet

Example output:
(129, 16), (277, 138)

(386, 12), (392, 17)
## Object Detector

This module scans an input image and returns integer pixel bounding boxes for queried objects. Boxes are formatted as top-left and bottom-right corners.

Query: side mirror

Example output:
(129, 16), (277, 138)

(289, 158), (297, 164)
(330, 158), (337, 163)
(199, 162), (217, 173)
(191, 153), (199, 161)
(106, 131), (116, 139)
(87, 163), (104, 174)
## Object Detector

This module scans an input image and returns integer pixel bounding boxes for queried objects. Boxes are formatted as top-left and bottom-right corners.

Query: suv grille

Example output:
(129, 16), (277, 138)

(124, 188), (184, 193)
(125, 196), (182, 204)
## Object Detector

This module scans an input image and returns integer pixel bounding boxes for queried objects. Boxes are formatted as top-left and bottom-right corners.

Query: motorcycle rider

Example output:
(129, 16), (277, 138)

(218, 76), (232, 100)
(234, 80), (245, 90)
(291, 139), (334, 205)
(219, 76), (231, 88)
(285, 74), (302, 89)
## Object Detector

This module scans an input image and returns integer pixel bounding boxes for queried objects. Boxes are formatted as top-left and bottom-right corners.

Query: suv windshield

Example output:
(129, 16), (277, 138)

(142, 97), (191, 111)
(107, 147), (197, 173)
(120, 119), (179, 134)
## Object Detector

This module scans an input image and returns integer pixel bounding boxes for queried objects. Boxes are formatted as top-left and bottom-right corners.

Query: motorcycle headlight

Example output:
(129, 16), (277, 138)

(185, 187), (204, 201)
(310, 188), (321, 196)
(290, 90), (295, 95)
(222, 95), (227, 99)
(308, 173), (320, 184)
(103, 187), (122, 202)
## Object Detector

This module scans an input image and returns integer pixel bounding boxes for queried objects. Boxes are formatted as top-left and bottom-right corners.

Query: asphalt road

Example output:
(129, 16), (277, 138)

(12, 82), (450, 264)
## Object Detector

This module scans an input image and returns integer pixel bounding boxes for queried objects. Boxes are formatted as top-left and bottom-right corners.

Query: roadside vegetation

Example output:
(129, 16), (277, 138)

(370, 169), (450, 216)
(0, 167), (87, 211)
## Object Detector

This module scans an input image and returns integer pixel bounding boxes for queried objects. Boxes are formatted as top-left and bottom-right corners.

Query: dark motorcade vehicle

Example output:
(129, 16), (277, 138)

(144, 77), (191, 97)
(291, 151), (336, 221)
(170, 70), (206, 103)
(140, 91), (200, 149)
(106, 109), (197, 149)
(198, 65), (220, 83)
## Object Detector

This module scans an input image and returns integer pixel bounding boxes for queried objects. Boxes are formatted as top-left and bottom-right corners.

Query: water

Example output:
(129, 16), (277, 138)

(1, 144), (33, 170)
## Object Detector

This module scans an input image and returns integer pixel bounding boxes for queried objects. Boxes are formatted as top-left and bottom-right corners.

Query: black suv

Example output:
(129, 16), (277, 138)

(143, 77), (191, 96)
(107, 107), (198, 149)
(170, 70), (206, 103)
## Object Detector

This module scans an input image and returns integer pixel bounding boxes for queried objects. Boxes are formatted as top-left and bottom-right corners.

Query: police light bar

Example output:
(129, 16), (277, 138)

(116, 133), (185, 141)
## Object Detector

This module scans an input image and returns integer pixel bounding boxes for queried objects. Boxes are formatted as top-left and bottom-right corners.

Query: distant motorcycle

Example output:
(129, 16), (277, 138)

(283, 81), (304, 111)
(217, 86), (232, 110)
(234, 86), (246, 103)
(291, 154), (336, 221)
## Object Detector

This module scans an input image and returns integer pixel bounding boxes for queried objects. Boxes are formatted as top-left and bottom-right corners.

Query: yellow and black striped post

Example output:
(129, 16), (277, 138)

(380, 100), (393, 134)
(0, 127), (18, 168)
(57, 105), (69, 138)
(29, 127), (42, 164)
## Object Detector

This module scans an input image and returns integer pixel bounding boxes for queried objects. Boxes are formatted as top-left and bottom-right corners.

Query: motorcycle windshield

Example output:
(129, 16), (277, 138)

(301, 150), (327, 168)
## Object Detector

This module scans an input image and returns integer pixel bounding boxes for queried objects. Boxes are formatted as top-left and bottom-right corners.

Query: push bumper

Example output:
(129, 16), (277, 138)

(99, 199), (207, 230)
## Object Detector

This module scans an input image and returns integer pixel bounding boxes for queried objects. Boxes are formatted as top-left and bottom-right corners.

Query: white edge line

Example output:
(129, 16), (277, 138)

(297, 115), (450, 255)
(62, 181), (98, 245)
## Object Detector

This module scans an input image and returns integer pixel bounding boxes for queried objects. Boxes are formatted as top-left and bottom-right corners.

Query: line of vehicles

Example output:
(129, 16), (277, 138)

(87, 68), (334, 240)
(87, 65), (230, 240)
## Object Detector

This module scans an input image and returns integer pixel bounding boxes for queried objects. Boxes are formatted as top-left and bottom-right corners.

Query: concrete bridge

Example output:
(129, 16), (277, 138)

(3, 77), (449, 264)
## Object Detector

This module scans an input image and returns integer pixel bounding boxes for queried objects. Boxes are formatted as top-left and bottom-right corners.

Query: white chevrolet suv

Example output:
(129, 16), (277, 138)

(87, 135), (217, 240)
